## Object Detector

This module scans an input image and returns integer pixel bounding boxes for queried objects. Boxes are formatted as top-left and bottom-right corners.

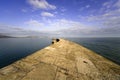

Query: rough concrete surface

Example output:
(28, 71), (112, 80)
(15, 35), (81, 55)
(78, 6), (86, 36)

(0, 39), (120, 80)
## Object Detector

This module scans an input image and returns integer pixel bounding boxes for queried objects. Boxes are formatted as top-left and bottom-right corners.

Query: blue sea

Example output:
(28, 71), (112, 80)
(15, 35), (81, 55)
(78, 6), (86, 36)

(0, 37), (120, 68)
(66, 37), (120, 65)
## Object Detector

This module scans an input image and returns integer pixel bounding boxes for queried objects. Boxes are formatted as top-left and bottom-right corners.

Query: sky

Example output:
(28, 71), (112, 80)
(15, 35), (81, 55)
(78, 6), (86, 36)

(0, 0), (120, 37)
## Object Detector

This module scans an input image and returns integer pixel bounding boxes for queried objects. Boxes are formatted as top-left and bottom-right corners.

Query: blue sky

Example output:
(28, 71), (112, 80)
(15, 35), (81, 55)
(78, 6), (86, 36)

(0, 0), (120, 37)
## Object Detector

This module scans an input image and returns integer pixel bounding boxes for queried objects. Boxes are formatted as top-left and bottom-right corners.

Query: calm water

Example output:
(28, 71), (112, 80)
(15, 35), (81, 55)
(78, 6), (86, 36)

(66, 37), (120, 65)
(0, 38), (51, 68)
(0, 37), (120, 68)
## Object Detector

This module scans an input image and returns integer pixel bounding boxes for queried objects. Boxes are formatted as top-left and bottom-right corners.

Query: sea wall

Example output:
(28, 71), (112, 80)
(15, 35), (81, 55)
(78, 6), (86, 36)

(0, 39), (120, 80)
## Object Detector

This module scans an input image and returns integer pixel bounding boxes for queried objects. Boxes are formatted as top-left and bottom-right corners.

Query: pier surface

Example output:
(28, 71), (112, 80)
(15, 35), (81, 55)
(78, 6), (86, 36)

(0, 39), (120, 80)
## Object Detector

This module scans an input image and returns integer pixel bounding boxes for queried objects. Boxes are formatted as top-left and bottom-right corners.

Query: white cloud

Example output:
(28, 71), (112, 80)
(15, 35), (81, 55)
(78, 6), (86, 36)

(0, 24), (50, 37)
(86, 10), (120, 25)
(51, 19), (120, 37)
(86, 5), (90, 8)
(41, 12), (54, 17)
(114, 0), (120, 8)
(25, 19), (44, 27)
(46, 19), (94, 33)
(27, 0), (56, 10)
(2, 18), (119, 37)
(86, 0), (120, 22)
(76, 0), (120, 37)
(61, 7), (67, 12)
(103, 1), (113, 9)
(54, 11), (58, 14)
(50, 19), (78, 28)
(78, 5), (90, 12)
(21, 9), (27, 12)
(46, 19), (102, 37)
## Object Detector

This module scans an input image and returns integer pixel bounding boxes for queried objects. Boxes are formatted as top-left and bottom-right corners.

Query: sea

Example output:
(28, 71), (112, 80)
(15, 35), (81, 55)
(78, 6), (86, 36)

(0, 37), (120, 68)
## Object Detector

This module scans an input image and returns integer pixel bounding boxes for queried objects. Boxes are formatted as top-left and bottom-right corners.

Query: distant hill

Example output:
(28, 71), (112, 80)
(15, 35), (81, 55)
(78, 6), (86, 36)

(0, 34), (13, 38)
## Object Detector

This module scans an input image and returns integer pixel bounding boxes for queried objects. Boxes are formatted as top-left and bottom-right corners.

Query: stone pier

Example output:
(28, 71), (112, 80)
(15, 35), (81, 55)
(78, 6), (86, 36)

(0, 39), (120, 80)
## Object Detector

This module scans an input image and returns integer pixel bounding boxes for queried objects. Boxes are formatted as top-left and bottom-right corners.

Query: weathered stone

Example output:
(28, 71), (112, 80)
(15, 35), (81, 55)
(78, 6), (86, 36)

(0, 39), (120, 80)
(22, 62), (57, 80)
